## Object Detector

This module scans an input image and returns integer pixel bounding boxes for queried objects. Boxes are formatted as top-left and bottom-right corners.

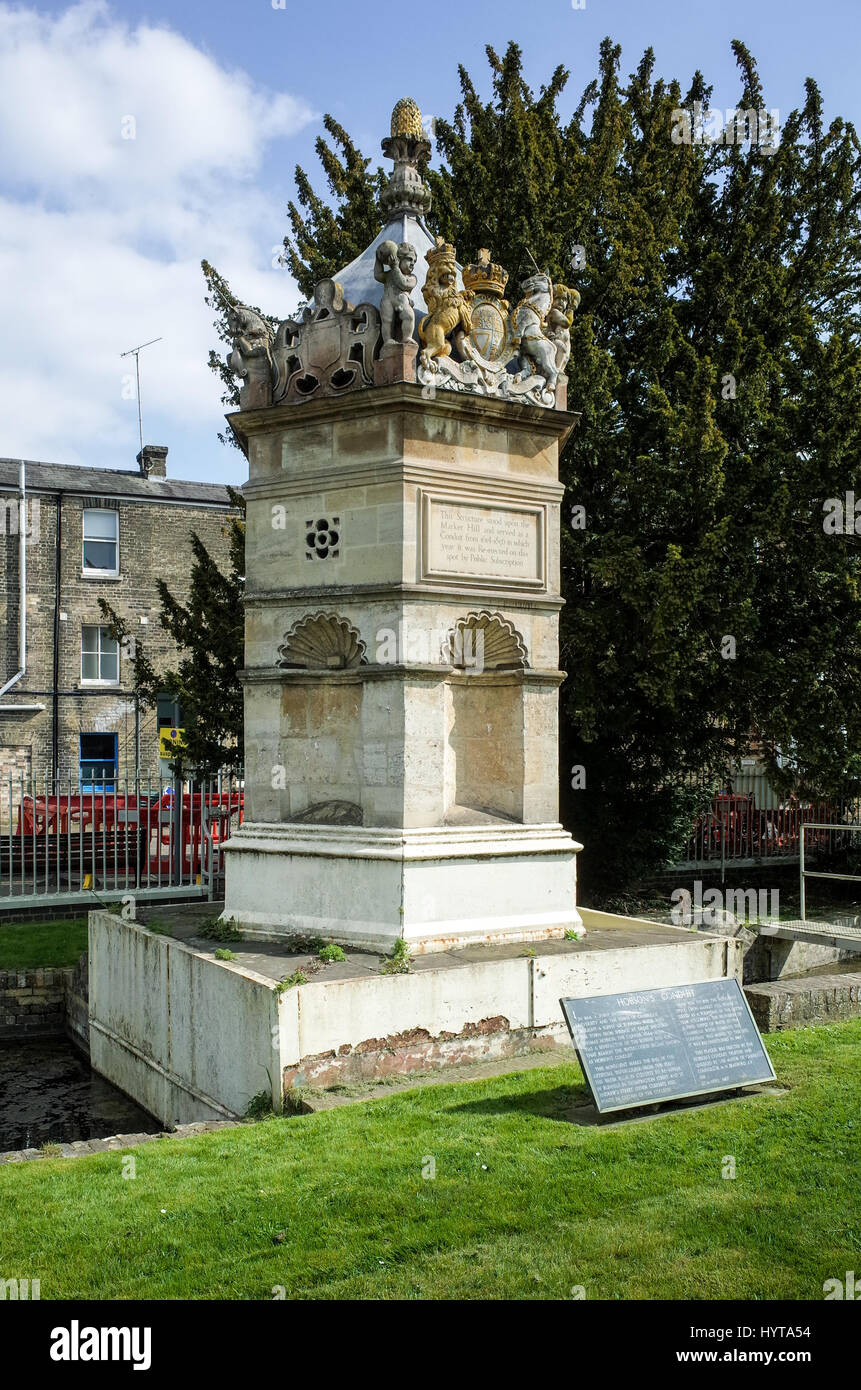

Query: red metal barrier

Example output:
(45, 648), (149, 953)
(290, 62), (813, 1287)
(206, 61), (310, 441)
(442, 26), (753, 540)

(686, 793), (844, 863)
(146, 791), (243, 878)
(15, 789), (244, 885)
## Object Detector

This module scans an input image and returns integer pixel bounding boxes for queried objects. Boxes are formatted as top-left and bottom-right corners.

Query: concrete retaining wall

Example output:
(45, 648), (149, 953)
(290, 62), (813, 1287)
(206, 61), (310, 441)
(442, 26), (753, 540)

(744, 933), (861, 983)
(87, 909), (741, 1118)
(88, 912), (283, 1126)
(283, 923), (739, 1089)
(0, 968), (70, 1040)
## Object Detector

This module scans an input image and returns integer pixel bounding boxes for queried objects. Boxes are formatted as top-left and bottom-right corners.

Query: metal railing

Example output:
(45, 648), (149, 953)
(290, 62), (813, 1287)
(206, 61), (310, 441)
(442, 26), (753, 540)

(0, 771), (243, 910)
(799, 821), (861, 921)
(670, 765), (861, 870)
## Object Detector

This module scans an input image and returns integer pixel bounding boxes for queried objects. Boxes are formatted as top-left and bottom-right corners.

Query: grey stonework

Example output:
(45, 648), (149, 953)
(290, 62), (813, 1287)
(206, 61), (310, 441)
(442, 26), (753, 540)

(745, 972), (861, 1030)
(0, 967), (70, 1040)
(0, 454), (238, 781)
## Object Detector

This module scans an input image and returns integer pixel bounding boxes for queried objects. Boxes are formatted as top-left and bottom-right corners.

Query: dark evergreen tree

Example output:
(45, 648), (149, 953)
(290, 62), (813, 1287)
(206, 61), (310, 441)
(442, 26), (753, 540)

(282, 114), (387, 296)
(201, 40), (861, 890)
(100, 489), (245, 776)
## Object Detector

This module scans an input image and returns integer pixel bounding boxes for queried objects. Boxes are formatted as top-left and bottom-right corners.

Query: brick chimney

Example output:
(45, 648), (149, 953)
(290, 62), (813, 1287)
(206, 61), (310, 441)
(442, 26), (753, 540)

(137, 444), (168, 478)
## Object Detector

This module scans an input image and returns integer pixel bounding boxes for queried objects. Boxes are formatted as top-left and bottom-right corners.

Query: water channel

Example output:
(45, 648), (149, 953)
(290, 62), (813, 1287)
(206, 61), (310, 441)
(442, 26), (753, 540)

(0, 1038), (161, 1153)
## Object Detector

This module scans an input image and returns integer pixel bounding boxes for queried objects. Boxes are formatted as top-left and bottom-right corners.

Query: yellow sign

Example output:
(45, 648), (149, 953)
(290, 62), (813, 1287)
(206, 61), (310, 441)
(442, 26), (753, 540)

(159, 727), (185, 759)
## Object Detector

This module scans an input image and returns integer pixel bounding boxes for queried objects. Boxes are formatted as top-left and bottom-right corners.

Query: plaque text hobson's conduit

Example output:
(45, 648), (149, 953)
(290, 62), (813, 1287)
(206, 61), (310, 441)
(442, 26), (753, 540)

(561, 978), (776, 1113)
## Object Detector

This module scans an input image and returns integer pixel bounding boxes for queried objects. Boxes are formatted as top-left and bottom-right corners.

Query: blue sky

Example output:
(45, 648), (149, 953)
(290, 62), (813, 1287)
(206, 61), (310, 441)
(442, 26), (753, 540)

(3, 0), (860, 485)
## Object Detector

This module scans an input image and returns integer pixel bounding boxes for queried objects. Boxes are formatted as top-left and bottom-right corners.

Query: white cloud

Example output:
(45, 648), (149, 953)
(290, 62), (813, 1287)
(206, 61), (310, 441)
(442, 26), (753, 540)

(0, 2), (315, 471)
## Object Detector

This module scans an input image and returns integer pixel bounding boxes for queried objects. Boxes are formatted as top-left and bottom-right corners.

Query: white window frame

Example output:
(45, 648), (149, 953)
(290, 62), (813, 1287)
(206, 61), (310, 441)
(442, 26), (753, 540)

(80, 624), (120, 686)
(82, 507), (120, 577)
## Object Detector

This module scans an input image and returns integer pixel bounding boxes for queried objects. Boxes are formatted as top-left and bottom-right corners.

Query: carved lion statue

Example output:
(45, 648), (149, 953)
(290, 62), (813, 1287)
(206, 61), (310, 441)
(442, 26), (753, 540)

(418, 240), (473, 369)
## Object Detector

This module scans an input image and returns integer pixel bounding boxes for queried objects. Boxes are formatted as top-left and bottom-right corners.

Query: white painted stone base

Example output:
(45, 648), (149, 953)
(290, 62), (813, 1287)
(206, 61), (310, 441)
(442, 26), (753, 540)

(86, 908), (742, 1123)
(221, 821), (583, 953)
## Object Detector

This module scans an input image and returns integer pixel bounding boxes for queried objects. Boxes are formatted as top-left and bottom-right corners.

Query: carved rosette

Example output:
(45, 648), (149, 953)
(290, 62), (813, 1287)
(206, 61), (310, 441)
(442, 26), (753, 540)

(442, 613), (529, 671)
(278, 614), (367, 671)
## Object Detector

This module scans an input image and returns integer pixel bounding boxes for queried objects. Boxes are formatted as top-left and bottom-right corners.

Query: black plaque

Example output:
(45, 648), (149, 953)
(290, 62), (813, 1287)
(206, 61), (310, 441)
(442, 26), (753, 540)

(560, 978), (775, 1113)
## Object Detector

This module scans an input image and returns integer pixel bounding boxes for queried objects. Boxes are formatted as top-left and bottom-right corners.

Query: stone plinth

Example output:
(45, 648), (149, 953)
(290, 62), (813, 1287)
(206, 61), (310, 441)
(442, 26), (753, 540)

(223, 383), (583, 951)
(373, 339), (418, 386)
(86, 908), (741, 1121)
(222, 822), (580, 952)
(745, 972), (861, 1031)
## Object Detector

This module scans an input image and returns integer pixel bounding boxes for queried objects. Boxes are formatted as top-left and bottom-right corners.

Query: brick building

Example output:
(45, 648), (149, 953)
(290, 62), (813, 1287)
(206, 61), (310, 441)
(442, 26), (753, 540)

(0, 446), (238, 789)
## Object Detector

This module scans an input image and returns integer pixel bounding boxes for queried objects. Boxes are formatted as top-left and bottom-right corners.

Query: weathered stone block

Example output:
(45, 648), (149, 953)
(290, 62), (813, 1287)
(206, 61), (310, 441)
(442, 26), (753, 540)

(744, 972), (861, 1031)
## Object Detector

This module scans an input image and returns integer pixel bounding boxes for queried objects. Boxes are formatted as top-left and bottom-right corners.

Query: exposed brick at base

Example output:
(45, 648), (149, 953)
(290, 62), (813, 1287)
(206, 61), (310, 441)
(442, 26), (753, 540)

(282, 1016), (566, 1091)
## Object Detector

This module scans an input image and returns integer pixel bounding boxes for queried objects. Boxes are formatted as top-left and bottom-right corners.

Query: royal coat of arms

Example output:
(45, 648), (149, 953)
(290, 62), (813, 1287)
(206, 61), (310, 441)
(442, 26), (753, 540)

(417, 244), (569, 406)
(460, 249), (512, 369)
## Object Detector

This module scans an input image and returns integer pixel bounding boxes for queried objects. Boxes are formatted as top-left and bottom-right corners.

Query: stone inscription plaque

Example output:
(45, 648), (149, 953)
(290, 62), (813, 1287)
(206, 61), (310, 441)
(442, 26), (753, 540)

(422, 496), (544, 588)
(560, 978), (775, 1113)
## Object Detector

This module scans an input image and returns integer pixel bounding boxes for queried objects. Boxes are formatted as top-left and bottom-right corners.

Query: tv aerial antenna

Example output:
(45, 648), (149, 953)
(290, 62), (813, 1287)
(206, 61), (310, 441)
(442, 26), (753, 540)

(120, 337), (163, 454)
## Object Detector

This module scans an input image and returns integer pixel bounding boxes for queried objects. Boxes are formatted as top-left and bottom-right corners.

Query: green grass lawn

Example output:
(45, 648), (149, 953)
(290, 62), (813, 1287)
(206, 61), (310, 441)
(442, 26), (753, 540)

(1, 1018), (859, 1300)
(0, 918), (87, 970)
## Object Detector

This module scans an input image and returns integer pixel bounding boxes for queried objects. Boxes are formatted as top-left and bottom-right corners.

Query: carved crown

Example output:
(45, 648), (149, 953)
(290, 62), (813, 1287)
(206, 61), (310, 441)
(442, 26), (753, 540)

(463, 249), (509, 300)
(390, 97), (424, 139)
(425, 237), (458, 278)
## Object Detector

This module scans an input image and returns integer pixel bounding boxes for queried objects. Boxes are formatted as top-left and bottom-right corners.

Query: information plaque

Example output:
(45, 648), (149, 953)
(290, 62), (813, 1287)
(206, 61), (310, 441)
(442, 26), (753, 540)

(420, 493), (545, 589)
(560, 978), (775, 1113)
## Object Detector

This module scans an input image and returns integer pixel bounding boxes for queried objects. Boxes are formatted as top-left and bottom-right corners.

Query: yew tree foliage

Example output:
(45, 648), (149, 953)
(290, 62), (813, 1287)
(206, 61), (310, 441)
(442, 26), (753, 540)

(205, 39), (861, 889)
(282, 114), (387, 295)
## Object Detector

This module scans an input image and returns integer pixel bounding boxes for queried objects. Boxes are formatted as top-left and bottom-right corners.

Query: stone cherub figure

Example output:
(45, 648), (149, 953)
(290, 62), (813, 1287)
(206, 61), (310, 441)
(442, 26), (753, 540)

(374, 239), (418, 345)
(227, 302), (275, 409)
(417, 238), (474, 368)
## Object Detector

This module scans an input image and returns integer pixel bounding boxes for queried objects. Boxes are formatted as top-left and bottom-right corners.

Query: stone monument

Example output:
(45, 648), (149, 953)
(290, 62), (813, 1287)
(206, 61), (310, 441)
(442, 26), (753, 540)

(221, 98), (584, 953)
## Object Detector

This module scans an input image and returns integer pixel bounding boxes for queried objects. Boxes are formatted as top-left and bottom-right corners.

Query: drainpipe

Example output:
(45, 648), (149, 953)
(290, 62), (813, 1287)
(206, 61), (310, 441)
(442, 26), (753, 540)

(51, 492), (63, 784)
(0, 461), (28, 702)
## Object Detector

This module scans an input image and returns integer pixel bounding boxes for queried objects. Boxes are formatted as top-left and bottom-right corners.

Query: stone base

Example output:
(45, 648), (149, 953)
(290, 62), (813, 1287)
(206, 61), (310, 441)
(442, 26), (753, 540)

(221, 821), (583, 953)
(373, 339), (418, 386)
(745, 972), (861, 1031)
(86, 906), (742, 1123)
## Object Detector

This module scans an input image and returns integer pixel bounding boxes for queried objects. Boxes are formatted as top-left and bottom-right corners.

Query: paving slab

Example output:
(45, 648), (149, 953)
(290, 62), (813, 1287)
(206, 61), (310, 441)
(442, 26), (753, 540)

(0, 1119), (239, 1165)
(134, 902), (709, 988)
